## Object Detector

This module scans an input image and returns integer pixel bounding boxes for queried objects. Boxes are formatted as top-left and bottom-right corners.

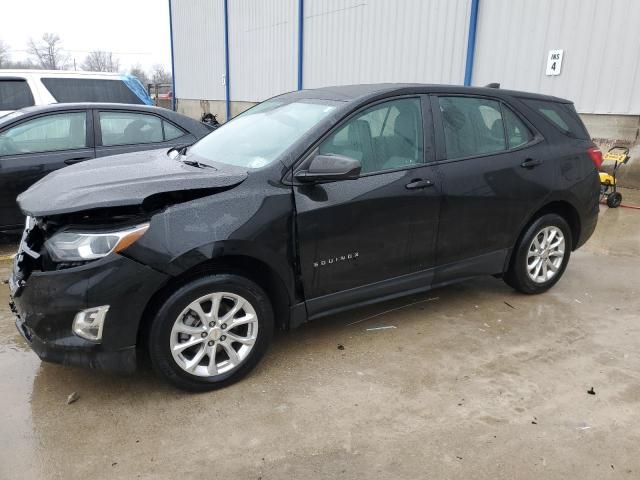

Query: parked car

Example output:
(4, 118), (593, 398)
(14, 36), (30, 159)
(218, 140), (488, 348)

(0, 103), (214, 230)
(10, 84), (600, 391)
(0, 70), (152, 116)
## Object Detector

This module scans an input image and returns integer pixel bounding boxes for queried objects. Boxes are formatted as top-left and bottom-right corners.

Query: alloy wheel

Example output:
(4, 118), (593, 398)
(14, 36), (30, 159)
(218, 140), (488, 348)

(526, 226), (565, 284)
(170, 292), (259, 377)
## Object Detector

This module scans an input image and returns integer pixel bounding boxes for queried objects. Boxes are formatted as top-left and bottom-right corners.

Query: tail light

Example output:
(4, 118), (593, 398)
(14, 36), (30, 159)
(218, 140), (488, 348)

(587, 147), (603, 169)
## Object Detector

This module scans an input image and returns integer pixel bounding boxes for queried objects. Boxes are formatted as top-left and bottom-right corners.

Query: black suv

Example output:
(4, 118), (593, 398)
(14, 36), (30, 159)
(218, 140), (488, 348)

(9, 84), (601, 391)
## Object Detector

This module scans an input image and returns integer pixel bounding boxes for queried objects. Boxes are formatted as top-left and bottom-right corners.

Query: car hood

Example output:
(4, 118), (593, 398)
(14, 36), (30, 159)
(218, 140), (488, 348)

(18, 149), (248, 217)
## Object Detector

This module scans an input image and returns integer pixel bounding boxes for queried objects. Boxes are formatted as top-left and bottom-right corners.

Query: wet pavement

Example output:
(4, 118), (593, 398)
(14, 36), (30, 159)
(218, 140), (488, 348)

(1, 190), (640, 480)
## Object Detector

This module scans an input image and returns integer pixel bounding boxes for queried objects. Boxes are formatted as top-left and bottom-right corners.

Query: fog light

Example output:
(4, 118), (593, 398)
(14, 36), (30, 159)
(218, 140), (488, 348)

(72, 306), (109, 342)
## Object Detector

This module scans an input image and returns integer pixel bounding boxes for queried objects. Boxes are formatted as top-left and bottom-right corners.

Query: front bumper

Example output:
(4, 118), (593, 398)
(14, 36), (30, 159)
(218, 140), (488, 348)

(10, 254), (169, 373)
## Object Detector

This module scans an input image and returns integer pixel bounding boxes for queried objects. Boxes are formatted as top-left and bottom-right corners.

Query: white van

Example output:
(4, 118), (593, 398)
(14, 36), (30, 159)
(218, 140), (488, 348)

(0, 70), (153, 116)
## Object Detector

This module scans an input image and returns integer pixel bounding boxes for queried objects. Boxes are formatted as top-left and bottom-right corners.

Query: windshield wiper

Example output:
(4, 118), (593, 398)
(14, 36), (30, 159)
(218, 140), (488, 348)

(168, 145), (215, 169)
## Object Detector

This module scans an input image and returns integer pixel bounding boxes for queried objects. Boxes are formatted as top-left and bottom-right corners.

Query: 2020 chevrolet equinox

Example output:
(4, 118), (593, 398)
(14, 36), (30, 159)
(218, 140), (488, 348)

(9, 84), (601, 391)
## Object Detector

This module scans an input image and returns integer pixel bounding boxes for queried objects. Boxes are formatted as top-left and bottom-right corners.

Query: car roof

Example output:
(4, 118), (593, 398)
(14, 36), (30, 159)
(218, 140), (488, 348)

(282, 83), (573, 104)
(11, 103), (169, 115)
(0, 70), (123, 77)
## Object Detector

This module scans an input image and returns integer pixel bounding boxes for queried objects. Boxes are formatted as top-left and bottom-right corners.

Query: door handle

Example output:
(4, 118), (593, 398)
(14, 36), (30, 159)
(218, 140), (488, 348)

(64, 157), (91, 165)
(520, 158), (543, 169)
(405, 178), (434, 190)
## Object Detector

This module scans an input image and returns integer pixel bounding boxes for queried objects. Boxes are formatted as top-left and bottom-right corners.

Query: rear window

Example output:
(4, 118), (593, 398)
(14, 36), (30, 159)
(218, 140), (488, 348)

(41, 78), (144, 104)
(0, 80), (35, 110)
(521, 99), (590, 140)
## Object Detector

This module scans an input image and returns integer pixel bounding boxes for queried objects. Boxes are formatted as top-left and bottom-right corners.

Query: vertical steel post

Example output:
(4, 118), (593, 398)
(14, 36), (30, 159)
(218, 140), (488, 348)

(223, 0), (231, 121)
(297, 0), (304, 90)
(464, 0), (480, 86)
(168, 0), (177, 110)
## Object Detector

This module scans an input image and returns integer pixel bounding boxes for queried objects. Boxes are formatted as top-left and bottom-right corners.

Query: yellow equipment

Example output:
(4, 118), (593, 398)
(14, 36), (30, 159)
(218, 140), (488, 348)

(600, 146), (630, 208)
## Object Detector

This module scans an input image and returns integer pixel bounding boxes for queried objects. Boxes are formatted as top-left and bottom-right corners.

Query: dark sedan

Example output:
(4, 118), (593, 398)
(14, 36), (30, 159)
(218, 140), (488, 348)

(0, 103), (212, 230)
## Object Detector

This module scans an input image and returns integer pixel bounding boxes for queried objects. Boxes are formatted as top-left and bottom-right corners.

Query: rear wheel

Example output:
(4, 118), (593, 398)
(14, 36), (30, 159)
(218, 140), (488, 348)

(504, 213), (572, 294)
(148, 274), (273, 391)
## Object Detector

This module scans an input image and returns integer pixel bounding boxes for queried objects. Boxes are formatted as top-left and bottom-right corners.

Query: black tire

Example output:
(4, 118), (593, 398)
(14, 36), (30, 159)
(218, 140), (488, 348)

(148, 274), (274, 392)
(607, 192), (622, 208)
(504, 213), (572, 294)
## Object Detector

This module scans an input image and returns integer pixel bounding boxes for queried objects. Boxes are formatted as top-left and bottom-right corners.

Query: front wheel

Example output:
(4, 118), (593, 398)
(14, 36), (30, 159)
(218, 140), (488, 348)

(504, 213), (572, 294)
(148, 274), (274, 391)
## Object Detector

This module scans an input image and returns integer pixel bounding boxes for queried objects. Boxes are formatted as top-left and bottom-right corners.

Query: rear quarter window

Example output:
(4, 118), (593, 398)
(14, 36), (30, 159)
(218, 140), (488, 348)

(41, 78), (144, 104)
(0, 80), (35, 110)
(521, 98), (590, 140)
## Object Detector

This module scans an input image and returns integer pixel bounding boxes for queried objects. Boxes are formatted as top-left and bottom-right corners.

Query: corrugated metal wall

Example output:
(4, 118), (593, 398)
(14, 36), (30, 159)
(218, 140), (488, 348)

(170, 0), (640, 115)
(303, 0), (470, 88)
(170, 0), (226, 100)
(472, 0), (640, 115)
(228, 0), (297, 102)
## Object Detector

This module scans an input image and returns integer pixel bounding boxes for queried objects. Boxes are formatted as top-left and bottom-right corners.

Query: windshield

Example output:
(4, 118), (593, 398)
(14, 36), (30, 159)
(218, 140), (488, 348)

(188, 99), (338, 168)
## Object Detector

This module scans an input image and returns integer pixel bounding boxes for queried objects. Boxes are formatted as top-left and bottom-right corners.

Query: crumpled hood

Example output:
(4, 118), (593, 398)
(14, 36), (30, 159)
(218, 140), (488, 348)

(18, 149), (248, 216)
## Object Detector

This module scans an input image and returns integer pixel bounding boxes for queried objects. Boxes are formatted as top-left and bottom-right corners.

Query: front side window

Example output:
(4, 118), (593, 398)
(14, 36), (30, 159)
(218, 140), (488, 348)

(439, 96), (506, 159)
(188, 99), (338, 169)
(0, 80), (35, 111)
(99, 111), (164, 146)
(0, 112), (87, 156)
(319, 98), (424, 174)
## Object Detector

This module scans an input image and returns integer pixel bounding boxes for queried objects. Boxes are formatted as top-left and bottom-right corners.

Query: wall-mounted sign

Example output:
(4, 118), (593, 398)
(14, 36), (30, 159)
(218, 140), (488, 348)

(546, 49), (564, 76)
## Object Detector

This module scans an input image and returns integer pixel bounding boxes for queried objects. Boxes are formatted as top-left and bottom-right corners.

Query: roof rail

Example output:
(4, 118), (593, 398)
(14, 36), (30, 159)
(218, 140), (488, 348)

(485, 82), (500, 88)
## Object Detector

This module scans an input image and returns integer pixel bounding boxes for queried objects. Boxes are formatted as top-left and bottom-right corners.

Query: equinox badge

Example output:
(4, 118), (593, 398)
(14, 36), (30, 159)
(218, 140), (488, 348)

(314, 252), (359, 268)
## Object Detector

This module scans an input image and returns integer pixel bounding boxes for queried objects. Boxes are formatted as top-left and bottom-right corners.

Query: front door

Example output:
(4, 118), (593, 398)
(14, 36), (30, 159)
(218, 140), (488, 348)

(0, 110), (94, 229)
(294, 97), (441, 316)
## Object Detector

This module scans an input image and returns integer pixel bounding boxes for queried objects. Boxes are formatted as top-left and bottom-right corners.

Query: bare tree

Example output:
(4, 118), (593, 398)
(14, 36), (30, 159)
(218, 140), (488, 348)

(129, 63), (150, 86)
(0, 40), (9, 68)
(27, 33), (68, 70)
(82, 50), (120, 72)
(151, 64), (172, 85)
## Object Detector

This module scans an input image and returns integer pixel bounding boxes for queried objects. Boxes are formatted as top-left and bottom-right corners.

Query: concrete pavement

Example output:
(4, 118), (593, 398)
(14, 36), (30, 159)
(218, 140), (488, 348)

(1, 189), (639, 480)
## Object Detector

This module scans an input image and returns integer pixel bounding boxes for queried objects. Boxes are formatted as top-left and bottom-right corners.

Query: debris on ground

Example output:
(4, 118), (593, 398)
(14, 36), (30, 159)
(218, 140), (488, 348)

(66, 392), (80, 405)
(337, 344), (345, 350)
(366, 326), (397, 331)
(587, 387), (596, 395)
(347, 297), (439, 326)
(504, 301), (515, 309)
(531, 417), (538, 425)
(575, 299), (582, 304)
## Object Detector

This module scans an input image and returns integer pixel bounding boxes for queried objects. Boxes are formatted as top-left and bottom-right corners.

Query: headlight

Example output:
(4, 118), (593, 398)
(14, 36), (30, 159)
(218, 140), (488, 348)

(45, 224), (149, 262)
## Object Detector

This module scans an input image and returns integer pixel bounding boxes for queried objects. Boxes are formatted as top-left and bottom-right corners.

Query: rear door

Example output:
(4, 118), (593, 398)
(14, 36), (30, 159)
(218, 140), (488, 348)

(430, 94), (552, 282)
(94, 109), (195, 158)
(0, 110), (94, 228)
(294, 96), (441, 316)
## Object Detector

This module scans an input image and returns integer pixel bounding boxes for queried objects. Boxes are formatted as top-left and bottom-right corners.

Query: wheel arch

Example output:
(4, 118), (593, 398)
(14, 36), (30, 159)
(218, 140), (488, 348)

(137, 254), (294, 350)
(505, 199), (581, 273)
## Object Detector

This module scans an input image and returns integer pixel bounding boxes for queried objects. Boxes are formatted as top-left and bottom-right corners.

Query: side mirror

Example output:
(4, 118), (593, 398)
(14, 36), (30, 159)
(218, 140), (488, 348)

(295, 154), (361, 183)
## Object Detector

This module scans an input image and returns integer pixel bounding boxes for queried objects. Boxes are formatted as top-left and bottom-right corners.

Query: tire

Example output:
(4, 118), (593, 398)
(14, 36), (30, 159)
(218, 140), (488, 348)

(607, 192), (622, 208)
(504, 213), (572, 294)
(148, 274), (274, 392)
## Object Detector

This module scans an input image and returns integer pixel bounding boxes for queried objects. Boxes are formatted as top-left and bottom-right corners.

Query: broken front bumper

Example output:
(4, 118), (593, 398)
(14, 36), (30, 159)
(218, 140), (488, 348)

(10, 253), (169, 374)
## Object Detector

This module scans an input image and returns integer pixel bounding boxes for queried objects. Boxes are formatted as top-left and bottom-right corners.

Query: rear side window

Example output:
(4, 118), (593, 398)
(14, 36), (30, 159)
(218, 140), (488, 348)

(0, 112), (87, 155)
(438, 96), (506, 159)
(521, 99), (590, 140)
(42, 78), (144, 104)
(163, 121), (187, 141)
(503, 106), (533, 149)
(99, 111), (164, 146)
(0, 80), (35, 110)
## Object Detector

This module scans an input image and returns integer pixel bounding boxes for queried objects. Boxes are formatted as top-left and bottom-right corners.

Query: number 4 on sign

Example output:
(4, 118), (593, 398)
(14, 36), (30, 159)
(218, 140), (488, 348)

(546, 49), (564, 76)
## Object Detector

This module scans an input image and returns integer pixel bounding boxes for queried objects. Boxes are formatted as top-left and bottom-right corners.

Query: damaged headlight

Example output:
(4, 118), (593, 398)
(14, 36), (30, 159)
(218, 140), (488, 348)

(45, 224), (149, 262)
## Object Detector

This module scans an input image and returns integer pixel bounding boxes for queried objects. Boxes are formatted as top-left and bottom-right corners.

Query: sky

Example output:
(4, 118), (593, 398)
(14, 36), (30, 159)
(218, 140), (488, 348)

(2, 0), (172, 73)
